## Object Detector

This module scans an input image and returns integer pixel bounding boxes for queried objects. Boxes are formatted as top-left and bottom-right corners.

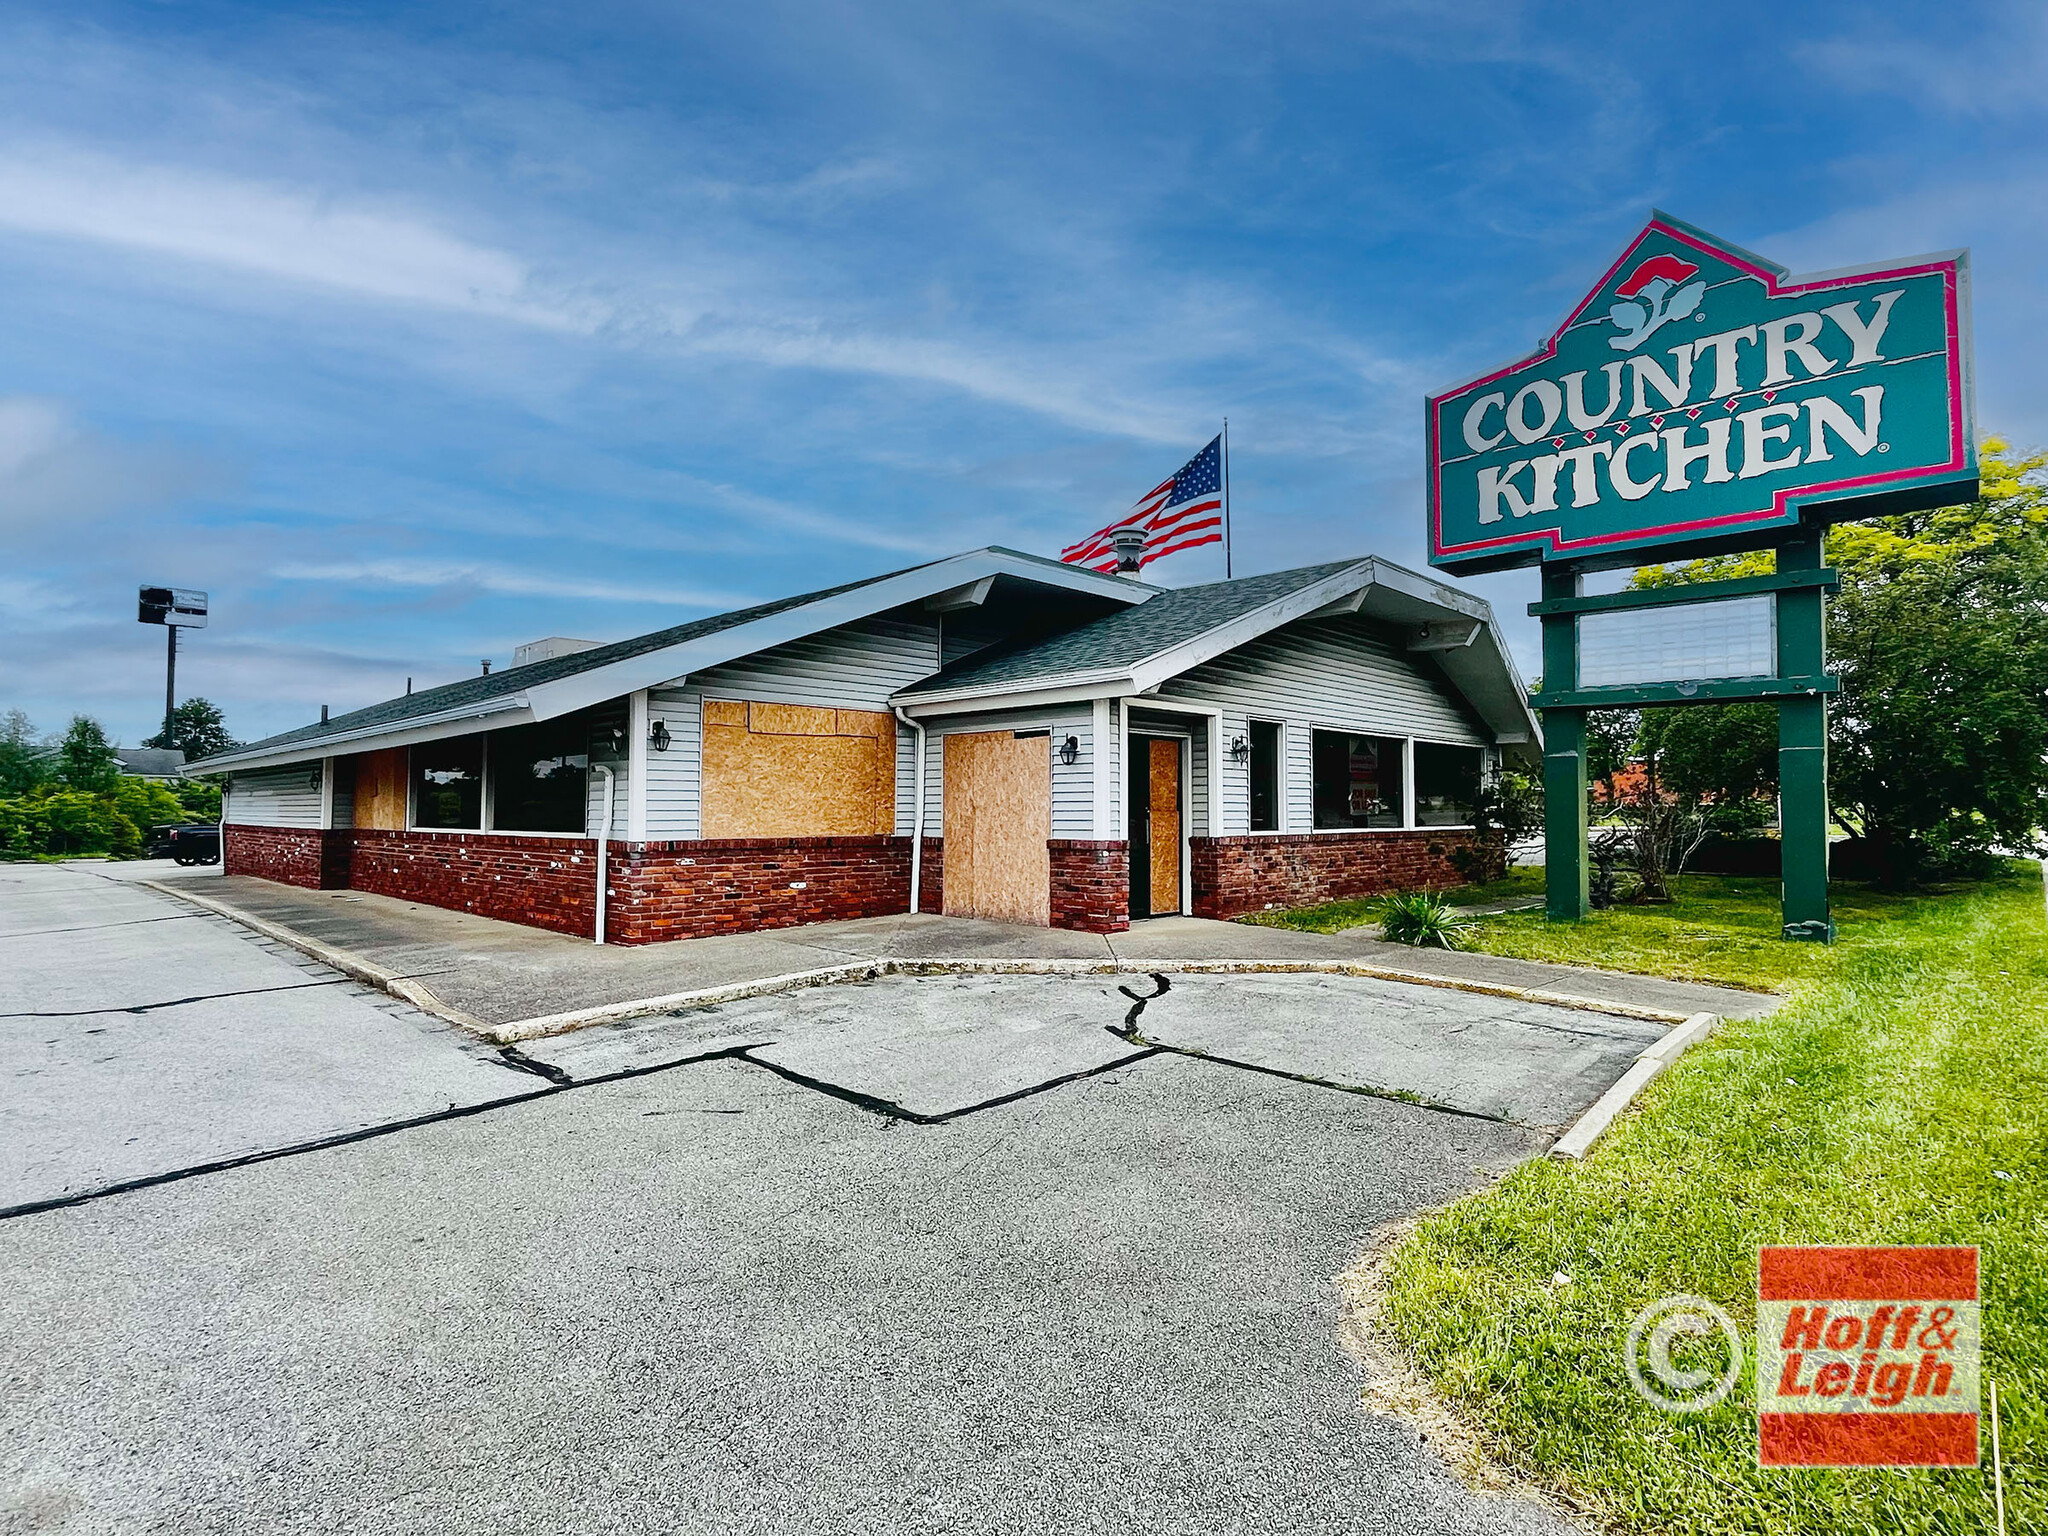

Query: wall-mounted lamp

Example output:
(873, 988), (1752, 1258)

(1228, 735), (1250, 765)
(307, 768), (323, 791)
(648, 718), (671, 752)
(1058, 733), (1079, 766)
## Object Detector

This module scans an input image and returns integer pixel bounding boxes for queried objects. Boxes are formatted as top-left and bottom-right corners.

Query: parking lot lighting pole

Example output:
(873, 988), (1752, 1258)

(164, 624), (177, 747)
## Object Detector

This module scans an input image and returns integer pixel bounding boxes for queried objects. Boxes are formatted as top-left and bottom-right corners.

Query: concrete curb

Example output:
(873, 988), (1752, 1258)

(1546, 1010), (1719, 1160)
(134, 879), (492, 1035)
(134, 880), (1699, 1046)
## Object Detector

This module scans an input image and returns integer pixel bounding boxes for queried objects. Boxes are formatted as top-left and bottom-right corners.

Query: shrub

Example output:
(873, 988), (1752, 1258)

(1377, 890), (1473, 950)
(0, 788), (144, 859)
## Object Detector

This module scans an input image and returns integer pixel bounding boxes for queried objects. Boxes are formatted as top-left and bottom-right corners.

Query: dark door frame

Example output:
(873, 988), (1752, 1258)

(1125, 733), (1187, 919)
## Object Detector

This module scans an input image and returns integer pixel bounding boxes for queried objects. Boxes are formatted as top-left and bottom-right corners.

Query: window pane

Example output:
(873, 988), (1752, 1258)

(411, 739), (482, 829)
(1414, 742), (1482, 826)
(491, 719), (590, 833)
(1249, 720), (1281, 832)
(1311, 731), (1402, 829)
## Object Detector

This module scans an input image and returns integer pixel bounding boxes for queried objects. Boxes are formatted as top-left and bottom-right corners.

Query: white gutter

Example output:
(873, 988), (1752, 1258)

(190, 697), (532, 775)
(892, 705), (926, 916)
(591, 763), (615, 945)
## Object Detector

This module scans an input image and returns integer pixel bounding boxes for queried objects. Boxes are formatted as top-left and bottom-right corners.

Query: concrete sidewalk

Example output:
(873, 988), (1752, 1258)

(145, 873), (1776, 1032)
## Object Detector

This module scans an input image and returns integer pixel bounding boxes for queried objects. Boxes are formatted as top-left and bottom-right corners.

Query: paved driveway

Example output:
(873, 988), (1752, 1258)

(1, 863), (1598, 1535)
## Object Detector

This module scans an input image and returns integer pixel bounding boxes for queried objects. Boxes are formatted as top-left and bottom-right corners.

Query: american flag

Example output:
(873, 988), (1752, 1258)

(1061, 435), (1224, 572)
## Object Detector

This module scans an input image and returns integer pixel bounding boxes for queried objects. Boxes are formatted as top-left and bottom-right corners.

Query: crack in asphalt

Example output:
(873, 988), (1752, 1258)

(1106, 971), (1529, 1129)
(0, 912), (205, 940)
(738, 1042), (1163, 1127)
(0, 1045), (764, 1224)
(0, 978), (353, 1020)
(7, 964), (1535, 1224)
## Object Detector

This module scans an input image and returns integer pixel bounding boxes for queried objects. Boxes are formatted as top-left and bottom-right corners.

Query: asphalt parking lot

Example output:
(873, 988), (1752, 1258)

(1, 862), (1606, 1534)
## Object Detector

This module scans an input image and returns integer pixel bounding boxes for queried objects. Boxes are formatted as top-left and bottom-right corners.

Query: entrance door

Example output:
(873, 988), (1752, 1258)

(942, 731), (1051, 925)
(1126, 736), (1183, 918)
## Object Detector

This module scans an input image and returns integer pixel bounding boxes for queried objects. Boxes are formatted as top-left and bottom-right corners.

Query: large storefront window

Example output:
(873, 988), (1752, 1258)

(1414, 742), (1483, 826)
(411, 739), (483, 829)
(490, 719), (591, 834)
(1311, 731), (1403, 829)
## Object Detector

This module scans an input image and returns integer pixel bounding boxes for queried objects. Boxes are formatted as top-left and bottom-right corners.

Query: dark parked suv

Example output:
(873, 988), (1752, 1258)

(147, 824), (221, 865)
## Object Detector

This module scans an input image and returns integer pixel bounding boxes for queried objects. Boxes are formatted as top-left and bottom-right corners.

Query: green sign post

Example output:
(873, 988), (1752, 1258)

(1427, 214), (1975, 939)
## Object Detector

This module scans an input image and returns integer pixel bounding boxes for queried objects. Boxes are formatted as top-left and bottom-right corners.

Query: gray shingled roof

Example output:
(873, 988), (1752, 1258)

(900, 558), (1366, 695)
(194, 564), (927, 768)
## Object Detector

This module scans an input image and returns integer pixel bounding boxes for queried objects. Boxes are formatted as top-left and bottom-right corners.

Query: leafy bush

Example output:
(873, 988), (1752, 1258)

(0, 790), (138, 858)
(1376, 890), (1472, 950)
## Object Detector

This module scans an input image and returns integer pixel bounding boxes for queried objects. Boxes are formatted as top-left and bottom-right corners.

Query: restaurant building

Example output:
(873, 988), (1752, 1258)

(191, 547), (1538, 941)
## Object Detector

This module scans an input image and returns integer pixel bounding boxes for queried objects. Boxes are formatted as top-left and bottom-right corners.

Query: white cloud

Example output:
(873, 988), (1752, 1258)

(0, 144), (594, 330)
(270, 557), (754, 609)
(0, 142), (1292, 447)
(0, 393), (226, 538)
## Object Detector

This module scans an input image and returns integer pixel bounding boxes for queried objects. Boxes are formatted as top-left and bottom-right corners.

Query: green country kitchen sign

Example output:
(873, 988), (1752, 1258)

(1427, 213), (1975, 574)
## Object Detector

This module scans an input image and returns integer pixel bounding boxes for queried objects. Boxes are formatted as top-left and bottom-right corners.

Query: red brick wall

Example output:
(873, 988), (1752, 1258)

(349, 829), (600, 939)
(607, 836), (913, 944)
(224, 825), (349, 890)
(1190, 831), (1496, 919)
(1049, 839), (1130, 933)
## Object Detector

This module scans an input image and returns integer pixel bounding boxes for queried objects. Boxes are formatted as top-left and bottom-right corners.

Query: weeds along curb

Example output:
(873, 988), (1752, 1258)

(135, 879), (1698, 1045)
(1546, 1010), (1720, 1160)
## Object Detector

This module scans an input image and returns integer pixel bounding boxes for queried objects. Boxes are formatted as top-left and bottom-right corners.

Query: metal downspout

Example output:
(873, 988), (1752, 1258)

(592, 763), (615, 945)
(893, 706), (925, 915)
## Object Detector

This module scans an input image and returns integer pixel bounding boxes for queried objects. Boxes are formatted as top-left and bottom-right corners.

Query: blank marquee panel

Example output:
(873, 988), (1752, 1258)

(1576, 595), (1776, 689)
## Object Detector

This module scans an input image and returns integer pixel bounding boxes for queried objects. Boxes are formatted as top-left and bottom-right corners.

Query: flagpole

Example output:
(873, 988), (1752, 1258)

(1222, 418), (1233, 579)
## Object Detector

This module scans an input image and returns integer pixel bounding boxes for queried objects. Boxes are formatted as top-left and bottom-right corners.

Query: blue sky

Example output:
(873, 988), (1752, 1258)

(2, 0), (2042, 747)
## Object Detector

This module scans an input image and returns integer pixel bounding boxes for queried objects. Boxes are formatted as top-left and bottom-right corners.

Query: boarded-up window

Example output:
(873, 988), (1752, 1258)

(700, 700), (897, 839)
(352, 747), (408, 831)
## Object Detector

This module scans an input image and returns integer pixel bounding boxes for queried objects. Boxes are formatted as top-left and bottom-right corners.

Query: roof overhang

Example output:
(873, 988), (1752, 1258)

(191, 698), (537, 774)
(894, 556), (1542, 757)
(190, 547), (1155, 772)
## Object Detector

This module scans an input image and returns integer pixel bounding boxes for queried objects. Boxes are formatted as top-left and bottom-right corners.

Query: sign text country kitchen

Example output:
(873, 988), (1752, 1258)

(1429, 214), (1972, 571)
(1425, 214), (1976, 937)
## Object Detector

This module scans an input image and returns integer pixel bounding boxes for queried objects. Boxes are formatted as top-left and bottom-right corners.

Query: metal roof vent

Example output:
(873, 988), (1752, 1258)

(1110, 527), (1146, 573)
(513, 636), (603, 668)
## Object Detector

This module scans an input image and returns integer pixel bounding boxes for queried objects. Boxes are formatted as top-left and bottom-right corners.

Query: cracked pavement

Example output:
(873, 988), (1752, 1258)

(2, 861), (1587, 1535)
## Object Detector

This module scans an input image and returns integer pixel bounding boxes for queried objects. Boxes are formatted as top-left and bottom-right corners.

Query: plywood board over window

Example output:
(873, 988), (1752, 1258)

(700, 700), (898, 839)
(942, 731), (1051, 926)
(352, 747), (408, 831)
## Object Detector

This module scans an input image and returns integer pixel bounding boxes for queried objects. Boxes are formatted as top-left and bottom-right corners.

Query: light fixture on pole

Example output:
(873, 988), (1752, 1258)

(137, 586), (207, 748)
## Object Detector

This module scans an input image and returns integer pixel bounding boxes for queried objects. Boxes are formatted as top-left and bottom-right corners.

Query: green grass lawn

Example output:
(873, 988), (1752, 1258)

(1376, 871), (2046, 1534)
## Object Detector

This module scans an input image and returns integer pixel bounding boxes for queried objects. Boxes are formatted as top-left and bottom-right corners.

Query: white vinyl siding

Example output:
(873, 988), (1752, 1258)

(225, 764), (325, 828)
(645, 686), (702, 840)
(1156, 616), (1489, 835)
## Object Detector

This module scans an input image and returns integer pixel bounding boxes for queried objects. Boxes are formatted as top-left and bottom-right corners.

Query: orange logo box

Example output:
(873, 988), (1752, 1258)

(1757, 1246), (1979, 1467)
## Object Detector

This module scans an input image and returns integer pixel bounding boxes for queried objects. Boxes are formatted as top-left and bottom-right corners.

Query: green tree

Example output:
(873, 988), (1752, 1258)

(143, 698), (240, 762)
(57, 716), (121, 793)
(1635, 438), (2048, 883)
(0, 710), (52, 796)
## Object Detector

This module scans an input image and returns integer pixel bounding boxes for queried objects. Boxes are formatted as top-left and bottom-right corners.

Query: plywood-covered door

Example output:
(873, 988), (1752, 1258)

(1147, 738), (1182, 913)
(942, 731), (1051, 926)
(1127, 735), (1183, 917)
